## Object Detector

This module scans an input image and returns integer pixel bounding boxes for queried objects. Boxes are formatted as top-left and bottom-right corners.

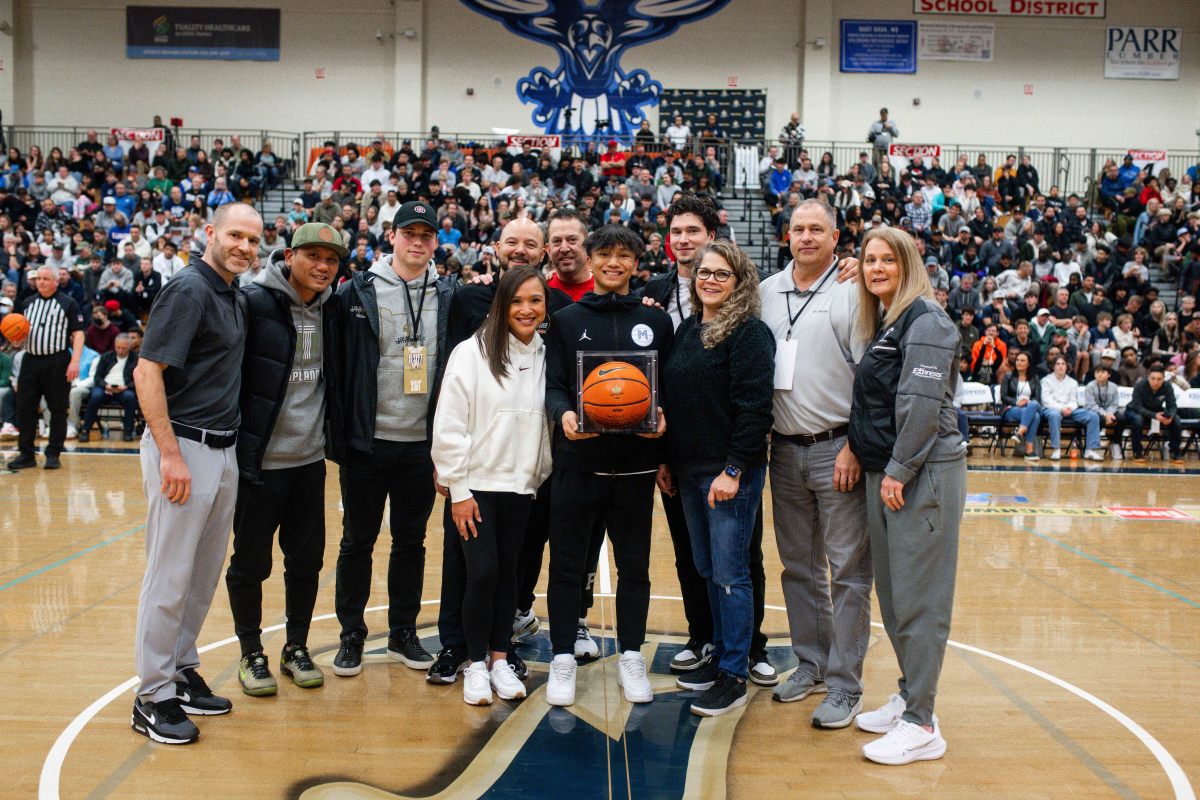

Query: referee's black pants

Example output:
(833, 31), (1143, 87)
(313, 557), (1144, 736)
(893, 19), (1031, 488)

(664, 487), (769, 654)
(17, 350), (70, 459)
(225, 460), (326, 658)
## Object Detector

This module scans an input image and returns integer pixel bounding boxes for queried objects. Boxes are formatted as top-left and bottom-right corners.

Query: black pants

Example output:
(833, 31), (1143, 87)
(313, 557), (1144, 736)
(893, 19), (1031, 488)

(458, 491), (533, 661)
(226, 460), (326, 657)
(1124, 411), (1182, 458)
(17, 350), (69, 458)
(437, 478), (605, 649)
(548, 470), (654, 655)
(663, 488), (768, 653)
(335, 440), (435, 639)
(82, 386), (137, 433)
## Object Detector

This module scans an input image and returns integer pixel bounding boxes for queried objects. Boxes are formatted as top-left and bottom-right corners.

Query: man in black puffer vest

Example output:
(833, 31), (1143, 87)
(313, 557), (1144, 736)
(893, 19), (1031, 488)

(224, 222), (344, 698)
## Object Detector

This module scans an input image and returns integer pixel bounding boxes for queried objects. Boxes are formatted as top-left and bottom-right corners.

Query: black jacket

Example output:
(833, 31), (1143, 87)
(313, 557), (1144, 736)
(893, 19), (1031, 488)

(1000, 371), (1042, 409)
(93, 349), (138, 389)
(642, 268), (692, 321)
(545, 291), (674, 474)
(446, 279), (572, 352)
(332, 265), (453, 453)
(1127, 378), (1177, 420)
(237, 279), (342, 481)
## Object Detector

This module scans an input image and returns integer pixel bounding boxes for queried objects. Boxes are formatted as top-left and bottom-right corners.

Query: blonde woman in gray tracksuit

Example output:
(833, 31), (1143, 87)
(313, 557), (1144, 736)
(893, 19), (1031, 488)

(848, 226), (967, 766)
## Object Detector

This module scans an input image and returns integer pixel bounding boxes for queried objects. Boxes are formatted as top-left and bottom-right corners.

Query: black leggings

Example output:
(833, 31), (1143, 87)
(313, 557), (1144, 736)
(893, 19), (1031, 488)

(548, 470), (654, 655)
(460, 491), (534, 662)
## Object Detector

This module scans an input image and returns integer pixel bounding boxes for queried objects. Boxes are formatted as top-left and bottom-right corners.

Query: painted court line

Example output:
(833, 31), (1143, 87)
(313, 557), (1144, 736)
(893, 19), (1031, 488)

(0, 526), (143, 594)
(41, 598), (1196, 800)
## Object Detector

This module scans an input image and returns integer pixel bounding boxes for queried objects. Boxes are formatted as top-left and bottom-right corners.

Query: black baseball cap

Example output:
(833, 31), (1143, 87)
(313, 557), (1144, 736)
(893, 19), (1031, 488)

(392, 201), (437, 232)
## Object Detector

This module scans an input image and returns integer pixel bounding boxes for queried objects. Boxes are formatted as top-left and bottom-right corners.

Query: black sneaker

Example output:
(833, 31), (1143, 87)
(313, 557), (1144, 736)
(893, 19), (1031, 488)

(131, 697), (198, 744)
(670, 638), (713, 673)
(43, 454), (61, 470)
(425, 645), (468, 685)
(122, 431), (136, 442)
(507, 648), (528, 681)
(748, 650), (779, 687)
(333, 633), (365, 677)
(176, 667), (232, 715)
(675, 658), (720, 691)
(78, 430), (91, 443)
(6, 455), (35, 470)
(387, 628), (434, 669)
(690, 672), (748, 718)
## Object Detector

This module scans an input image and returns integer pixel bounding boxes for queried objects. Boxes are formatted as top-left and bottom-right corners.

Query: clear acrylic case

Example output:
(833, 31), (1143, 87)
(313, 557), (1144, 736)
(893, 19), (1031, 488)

(575, 350), (659, 434)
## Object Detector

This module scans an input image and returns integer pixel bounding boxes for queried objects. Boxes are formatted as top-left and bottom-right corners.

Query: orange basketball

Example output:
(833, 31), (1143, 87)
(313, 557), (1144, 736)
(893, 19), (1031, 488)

(1, 313), (29, 343)
(581, 360), (651, 428)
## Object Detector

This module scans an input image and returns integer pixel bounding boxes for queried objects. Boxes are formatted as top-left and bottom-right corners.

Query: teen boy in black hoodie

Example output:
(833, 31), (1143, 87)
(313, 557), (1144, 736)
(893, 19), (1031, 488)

(543, 225), (673, 707)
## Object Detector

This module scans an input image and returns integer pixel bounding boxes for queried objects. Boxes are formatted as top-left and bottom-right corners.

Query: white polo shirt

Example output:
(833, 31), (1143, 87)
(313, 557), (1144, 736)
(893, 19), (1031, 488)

(759, 259), (862, 436)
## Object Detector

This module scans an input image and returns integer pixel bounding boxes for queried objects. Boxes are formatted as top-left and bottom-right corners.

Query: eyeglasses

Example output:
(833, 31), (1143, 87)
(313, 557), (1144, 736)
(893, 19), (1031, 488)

(696, 268), (734, 283)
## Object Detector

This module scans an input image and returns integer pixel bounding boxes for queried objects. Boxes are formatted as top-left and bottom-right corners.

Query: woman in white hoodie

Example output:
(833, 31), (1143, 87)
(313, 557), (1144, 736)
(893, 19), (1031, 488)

(432, 266), (553, 706)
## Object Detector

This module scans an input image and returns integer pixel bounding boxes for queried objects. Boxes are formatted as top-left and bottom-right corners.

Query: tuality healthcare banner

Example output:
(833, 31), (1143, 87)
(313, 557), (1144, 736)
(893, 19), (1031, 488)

(126, 6), (281, 61)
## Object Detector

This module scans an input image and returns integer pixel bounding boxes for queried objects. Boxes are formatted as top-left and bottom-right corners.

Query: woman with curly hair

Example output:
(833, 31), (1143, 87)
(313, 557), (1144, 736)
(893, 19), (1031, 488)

(661, 239), (775, 718)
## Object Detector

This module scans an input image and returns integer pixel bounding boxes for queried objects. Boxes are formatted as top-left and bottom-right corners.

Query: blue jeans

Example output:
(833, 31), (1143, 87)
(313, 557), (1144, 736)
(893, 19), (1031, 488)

(1002, 401), (1042, 443)
(1043, 407), (1100, 450)
(678, 464), (766, 679)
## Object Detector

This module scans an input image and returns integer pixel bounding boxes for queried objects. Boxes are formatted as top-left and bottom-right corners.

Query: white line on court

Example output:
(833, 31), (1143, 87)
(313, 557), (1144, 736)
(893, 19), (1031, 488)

(598, 539), (612, 595)
(40, 598), (1196, 800)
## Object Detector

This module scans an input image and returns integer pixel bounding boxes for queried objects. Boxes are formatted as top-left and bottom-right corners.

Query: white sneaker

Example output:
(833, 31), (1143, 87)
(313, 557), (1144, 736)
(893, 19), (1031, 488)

(1110, 444), (1123, 461)
(862, 719), (946, 766)
(1049, 448), (1062, 461)
(1083, 448), (1105, 462)
(617, 651), (653, 703)
(512, 608), (539, 643)
(38, 420), (49, 438)
(0, 422), (17, 440)
(462, 662), (492, 706)
(1007, 433), (1022, 449)
(574, 619), (600, 660)
(856, 693), (907, 733)
(67, 424), (77, 439)
(490, 659), (526, 701)
(546, 654), (577, 706)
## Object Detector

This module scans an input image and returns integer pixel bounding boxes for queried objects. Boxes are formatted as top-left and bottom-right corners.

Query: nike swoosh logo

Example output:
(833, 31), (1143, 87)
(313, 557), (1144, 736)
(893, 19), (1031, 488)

(519, 367), (530, 371)
(147, 712), (156, 725)
(597, 367), (621, 376)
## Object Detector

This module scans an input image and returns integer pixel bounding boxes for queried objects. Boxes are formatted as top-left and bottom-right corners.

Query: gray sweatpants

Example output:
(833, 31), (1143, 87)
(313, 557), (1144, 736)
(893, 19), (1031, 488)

(135, 429), (239, 703)
(769, 436), (872, 695)
(865, 457), (966, 726)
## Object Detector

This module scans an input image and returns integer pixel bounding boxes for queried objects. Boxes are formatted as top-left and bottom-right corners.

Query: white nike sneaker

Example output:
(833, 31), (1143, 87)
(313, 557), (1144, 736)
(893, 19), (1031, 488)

(862, 719), (947, 766)
(490, 659), (526, 701)
(617, 651), (653, 703)
(546, 654), (577, 707)
(856, 693), (907, 733)
(512, 608), (540, 643)
(462, 662), (492, 706)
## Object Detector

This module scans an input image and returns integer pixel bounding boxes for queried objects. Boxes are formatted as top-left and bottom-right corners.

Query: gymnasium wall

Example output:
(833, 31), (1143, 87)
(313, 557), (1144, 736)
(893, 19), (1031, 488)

(5, 0), (1199, 150)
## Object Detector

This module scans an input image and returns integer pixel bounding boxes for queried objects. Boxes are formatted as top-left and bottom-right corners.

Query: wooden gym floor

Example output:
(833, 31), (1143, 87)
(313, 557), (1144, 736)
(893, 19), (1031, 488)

(2, 442), (1199, 799)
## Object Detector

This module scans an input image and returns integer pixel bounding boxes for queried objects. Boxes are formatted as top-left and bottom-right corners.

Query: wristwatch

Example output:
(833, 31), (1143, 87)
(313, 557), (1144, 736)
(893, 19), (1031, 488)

(723, 465), (742, 478)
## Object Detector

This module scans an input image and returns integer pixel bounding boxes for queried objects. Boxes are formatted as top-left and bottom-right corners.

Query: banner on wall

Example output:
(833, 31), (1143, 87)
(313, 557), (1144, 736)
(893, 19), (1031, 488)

(888, 143), (941, 173)
(126, 6), (281, 61)
(840, 20), (917, 74)
(1105, 27), (1180, 80)
(918, 22), (994, 60)
(1127, 149), (1168, 174)
(110, 127), (165, 158)
(914, 0), (1105, 17)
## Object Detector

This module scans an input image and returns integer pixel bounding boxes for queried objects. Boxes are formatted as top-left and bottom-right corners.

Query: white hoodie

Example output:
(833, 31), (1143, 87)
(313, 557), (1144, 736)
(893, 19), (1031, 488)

(432, 332), (552, 503)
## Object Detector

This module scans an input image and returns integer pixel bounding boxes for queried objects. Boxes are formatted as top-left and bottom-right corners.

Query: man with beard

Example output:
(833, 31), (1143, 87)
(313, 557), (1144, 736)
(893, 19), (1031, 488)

(131, 203), (262, 744)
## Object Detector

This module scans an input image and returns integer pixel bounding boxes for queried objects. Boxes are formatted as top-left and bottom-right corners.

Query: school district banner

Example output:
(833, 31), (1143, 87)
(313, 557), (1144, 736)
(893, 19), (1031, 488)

(126, 6), (280, 61)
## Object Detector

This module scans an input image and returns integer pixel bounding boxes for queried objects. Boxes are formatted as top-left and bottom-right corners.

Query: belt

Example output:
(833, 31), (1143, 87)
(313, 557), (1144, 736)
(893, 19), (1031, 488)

(773, 425), (849, 447)
(171, 421), (237, 449)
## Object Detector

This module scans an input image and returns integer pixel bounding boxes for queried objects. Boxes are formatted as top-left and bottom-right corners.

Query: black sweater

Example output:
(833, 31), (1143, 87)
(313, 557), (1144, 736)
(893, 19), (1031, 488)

(545, 291), (674, 474)
(662, 315), (775, 475)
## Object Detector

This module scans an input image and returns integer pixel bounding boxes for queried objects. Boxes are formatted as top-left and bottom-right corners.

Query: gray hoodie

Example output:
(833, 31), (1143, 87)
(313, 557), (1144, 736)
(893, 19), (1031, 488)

(256, 250), (331, 470)
(370, 256), (440, 442)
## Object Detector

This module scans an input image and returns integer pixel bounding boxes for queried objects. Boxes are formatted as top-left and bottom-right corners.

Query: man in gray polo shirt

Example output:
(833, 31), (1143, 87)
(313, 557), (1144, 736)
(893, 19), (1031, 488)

(759, 199), (871, 730)
(131, 203), (262, 745)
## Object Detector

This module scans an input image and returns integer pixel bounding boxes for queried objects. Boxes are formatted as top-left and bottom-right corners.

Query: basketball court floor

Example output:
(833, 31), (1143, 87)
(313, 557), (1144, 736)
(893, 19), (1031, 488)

(3, 442), (1198, 799)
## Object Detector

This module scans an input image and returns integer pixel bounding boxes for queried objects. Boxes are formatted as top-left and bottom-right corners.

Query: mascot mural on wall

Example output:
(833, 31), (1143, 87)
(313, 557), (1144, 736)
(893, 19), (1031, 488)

(461, 0), (731, 140)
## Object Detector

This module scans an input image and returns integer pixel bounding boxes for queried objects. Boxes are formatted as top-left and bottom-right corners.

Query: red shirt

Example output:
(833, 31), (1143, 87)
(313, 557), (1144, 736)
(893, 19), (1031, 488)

(600, 151), (627, 178)
(547, 272), (594, 302)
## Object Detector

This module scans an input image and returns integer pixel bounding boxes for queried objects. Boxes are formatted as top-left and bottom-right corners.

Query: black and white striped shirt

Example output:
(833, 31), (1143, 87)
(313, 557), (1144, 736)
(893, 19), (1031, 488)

(19, 292), (84, 356)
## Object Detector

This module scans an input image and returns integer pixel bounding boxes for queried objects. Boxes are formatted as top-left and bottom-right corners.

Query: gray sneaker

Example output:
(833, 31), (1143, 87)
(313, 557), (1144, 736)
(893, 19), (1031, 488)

(811, 689), (863, 729)
(772, 670), (827, 703)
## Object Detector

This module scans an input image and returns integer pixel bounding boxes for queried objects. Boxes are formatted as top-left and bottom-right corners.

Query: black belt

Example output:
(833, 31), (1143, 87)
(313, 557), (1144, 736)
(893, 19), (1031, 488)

(773, 425), (849, 447)
(171, 421), (237, 449)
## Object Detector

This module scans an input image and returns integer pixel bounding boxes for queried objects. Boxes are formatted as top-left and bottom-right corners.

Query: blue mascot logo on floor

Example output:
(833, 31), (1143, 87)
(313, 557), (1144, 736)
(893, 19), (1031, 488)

(461, 0), (731, 140)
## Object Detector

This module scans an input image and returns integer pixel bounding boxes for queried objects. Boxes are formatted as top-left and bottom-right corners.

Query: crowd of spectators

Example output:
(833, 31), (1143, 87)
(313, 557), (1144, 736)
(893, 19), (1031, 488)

(1, 117), (1198, 459)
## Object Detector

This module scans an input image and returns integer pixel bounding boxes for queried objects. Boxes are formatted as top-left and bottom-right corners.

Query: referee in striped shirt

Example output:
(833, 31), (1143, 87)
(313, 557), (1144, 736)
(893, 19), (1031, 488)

(7, 266), (84, 470)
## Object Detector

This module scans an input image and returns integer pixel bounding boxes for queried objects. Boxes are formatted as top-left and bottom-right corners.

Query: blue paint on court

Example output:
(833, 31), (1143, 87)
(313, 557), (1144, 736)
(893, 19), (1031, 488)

(1016, 523), (1200, 610)
(0, 525), (143, 593)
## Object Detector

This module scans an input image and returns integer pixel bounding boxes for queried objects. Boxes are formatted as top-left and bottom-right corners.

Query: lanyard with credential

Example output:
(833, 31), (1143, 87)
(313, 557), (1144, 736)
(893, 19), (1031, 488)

(401, 270), (430, 344)
(783, 262), (837, 341)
